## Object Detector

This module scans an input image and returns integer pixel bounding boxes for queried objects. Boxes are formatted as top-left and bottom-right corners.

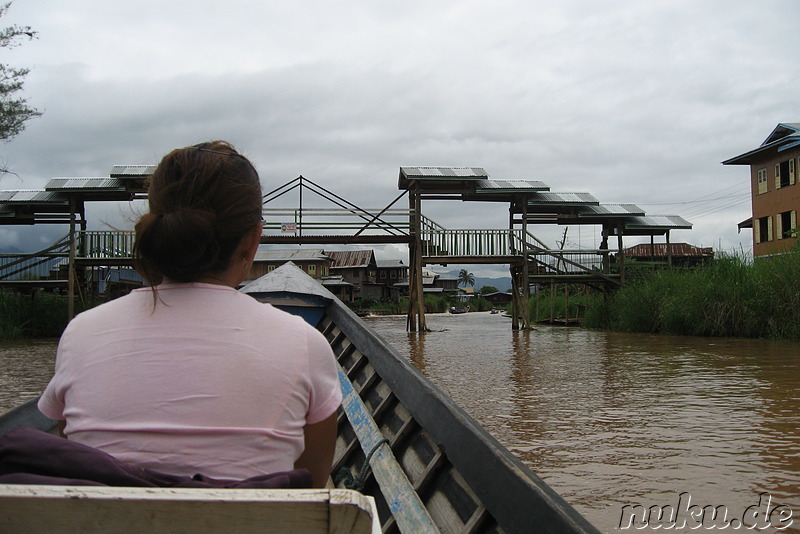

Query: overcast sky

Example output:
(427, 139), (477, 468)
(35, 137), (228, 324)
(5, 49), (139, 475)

(1, 1), (798, 274)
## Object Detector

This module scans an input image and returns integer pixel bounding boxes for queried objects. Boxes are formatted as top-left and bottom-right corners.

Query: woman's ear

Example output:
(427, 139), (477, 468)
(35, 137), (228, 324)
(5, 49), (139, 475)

(242, 222), (262, 263)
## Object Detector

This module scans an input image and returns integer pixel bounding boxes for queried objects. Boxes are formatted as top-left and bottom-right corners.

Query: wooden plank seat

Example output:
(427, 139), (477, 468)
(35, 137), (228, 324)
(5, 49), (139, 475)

(0, 486), (380, 534)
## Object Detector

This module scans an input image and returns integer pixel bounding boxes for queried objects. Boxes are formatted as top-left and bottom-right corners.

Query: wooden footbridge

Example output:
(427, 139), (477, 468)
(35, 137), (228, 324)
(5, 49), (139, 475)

(0, 166), (691, 330)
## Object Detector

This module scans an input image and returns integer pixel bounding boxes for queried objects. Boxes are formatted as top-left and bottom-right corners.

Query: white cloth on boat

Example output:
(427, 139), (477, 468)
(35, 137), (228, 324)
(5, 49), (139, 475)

(39, 282), (342, 480)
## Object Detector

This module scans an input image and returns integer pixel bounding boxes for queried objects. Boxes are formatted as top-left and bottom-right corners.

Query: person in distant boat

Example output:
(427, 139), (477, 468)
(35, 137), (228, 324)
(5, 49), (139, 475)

(38, 141), (342, 488)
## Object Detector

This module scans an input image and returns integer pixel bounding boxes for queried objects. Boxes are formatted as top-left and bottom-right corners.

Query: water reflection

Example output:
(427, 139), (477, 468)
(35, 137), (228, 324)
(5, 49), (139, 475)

(367, 313), (800, 532)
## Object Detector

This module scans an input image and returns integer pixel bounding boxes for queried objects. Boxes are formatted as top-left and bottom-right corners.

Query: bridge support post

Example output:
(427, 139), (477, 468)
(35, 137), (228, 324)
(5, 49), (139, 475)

(67, 201), (76, 321)
(510, 264), (531, 330)
(407, 185), (427, 332)
(509, 196), (531, 330)
(510, 265), (520, 330)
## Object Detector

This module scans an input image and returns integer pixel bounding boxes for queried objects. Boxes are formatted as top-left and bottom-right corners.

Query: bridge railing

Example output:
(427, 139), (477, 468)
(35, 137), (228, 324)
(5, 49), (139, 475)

(78, 231), (136, 259)
(526, 248), (610, 275)
(0, 234), (71, 281)
(262, 208), (412, 236)
(0, 253), (69, 280)
(419, 223), (618, 279)
(420, 227), (523, 257)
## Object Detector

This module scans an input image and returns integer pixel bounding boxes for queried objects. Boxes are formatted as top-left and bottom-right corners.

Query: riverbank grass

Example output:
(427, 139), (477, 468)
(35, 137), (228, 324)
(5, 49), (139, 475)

(583, 250), (800, 340)
(0, 291), (97, 339)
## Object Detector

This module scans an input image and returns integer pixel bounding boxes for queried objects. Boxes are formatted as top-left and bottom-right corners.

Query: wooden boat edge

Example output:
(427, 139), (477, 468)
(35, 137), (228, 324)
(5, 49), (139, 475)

(323, 298), (599, 534)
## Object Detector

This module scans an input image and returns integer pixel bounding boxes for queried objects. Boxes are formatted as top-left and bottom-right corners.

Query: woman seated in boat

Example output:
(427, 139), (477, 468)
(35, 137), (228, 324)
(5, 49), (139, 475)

(37, 141), (342, 488)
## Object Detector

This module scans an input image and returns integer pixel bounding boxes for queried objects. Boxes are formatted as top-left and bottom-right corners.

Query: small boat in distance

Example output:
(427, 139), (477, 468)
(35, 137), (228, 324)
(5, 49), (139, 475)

(449, 305), (470, 314)
(0, 262), (599, 534)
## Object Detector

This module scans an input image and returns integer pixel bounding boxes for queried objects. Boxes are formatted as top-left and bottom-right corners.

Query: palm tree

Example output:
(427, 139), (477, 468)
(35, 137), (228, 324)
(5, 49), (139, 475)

(458, 269), (475, 288)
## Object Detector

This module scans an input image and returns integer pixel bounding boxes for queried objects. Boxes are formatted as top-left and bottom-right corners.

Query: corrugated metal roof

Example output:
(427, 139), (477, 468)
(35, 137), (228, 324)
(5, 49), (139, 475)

(762, 123), (800, 146)
(328, 250), (375, 268)
(320, 276), (352, 287)
(376, 259), (404, 268)
(0, 190), (68, 204)
(401, 166), (488, 179)
(576, 203), (645, 217)
(399, 166), (489, 189)
(475, 179), (549, 193)
(110, 165), (157, 177)
(45, 178), (126, 191)
(253, 249), (329, 262)
(622, 243), (713, 257)
(723, 123), (800, 165)
(624, 215), (692, 230)
(528, 192), (599, 206)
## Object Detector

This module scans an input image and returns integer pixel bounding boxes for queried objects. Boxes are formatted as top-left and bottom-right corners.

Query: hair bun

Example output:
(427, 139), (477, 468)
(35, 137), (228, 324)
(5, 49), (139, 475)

(135, 208), (222, 282)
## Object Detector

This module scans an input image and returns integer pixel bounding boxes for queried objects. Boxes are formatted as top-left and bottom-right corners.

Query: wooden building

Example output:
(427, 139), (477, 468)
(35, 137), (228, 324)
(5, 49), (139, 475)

(376, 259), (408, 301)
(483, 291), (513, 307)
(376, 259), (407, 284)
(327, 250), (382, 300)
(621, 243), (714, 267)
(249, 249), (331, 281)
(319, 275), (355, 302)
(724, 123), (800, 257)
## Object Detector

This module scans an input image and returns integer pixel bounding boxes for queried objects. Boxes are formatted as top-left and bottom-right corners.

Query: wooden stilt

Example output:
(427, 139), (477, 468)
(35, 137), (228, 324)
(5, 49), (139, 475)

(510, 265), (520, 330)
(67, 201), (76, 321)
(407, 185), (427, 332)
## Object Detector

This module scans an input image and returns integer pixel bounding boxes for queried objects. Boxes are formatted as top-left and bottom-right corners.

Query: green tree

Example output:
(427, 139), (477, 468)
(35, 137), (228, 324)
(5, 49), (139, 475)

(479, 285), (498, 295)
(458, 268), (475, 288)
(0, 1), (40, 147)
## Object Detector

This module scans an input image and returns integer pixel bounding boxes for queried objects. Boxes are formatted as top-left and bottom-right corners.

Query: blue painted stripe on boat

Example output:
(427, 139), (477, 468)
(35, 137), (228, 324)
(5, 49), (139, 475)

(272, 305), (326, 327)
(337, 366), (439, 533)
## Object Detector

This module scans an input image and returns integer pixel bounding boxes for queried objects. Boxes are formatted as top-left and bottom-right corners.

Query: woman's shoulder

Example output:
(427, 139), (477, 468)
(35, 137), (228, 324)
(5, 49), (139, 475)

(61, 291), (147, 338)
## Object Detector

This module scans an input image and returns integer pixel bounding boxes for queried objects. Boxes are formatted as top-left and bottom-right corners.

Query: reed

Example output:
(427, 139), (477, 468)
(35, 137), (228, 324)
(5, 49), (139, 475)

(0, 291), (71, 339)
(529, 285), (593, 323)
(423, 294), (450, 313)
(583, 248), (800, 340)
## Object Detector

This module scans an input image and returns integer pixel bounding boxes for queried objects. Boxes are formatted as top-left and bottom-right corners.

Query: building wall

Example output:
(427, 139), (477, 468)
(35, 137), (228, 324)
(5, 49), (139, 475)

(750, 148), (800, 256)
(250, 260), (329, 280)
(334, 266), (376, 286)
(377, 267), (407, 283)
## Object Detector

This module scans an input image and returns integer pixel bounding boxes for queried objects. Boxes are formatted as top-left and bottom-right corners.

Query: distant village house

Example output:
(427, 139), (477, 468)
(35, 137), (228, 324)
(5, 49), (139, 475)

(621, 243), (714, 267)
(249, 248), (408, 303)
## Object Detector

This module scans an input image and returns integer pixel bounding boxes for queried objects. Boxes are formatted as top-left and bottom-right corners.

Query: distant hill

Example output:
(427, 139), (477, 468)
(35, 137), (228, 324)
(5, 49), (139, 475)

(436, 269), (512, 293)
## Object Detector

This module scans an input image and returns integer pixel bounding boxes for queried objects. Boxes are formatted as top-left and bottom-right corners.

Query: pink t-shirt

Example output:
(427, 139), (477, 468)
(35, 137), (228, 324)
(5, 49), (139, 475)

(38, 283), (342, 480)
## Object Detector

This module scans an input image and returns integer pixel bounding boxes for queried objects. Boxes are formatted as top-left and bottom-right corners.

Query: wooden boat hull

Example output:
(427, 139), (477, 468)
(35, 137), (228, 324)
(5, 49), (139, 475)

(0, 263), (599, 534)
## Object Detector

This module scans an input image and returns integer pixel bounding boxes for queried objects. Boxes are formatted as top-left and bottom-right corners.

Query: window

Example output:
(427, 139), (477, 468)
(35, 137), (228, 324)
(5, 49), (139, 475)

(775, 159), (796, 189)
(390, 270), (397, 279)
(756, 215), (772, 244)
(268, 265), (275, 272)
(308, 264), (317, 275)
(380, 270), (387, 279)
(777, 210), (797, 239)
(758, 168), (768, 194)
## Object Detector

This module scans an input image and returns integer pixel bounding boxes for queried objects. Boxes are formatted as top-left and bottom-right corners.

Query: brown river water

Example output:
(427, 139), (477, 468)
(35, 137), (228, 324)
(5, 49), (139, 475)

(2, 314), (798, 532)
(365, 312), (800, 532)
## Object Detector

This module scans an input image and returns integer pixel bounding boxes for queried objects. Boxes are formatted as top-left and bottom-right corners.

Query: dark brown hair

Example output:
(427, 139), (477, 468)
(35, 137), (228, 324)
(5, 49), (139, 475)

(133, 141), (262, 285)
